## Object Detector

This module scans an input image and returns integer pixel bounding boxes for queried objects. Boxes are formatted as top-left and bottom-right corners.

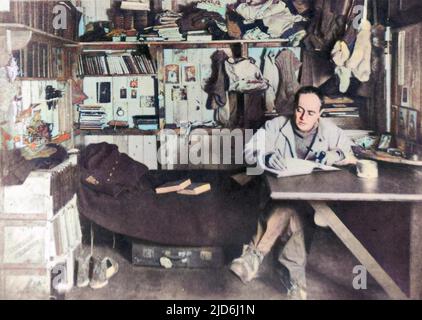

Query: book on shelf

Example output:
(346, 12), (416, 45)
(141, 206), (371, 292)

(323, 106), (359, 113)
(18, 41), (63, 79)
(322, 112), (360, 118)
(77, 52), (156, 76)
(186, 31), (213, 41)
(177, 183), (211, 195)
(265, 159), (340, 178)
(120, 0), (150, 11)
(155, 179), (192, 194)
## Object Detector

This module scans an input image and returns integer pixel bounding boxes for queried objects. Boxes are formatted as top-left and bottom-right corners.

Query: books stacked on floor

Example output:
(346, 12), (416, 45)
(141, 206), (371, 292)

(78, 105), (107, 130)
(321, 105), (359, 118)
(186, 30), (213, 42)
(132, 115), (159, 131)
(77, 52), (156, 76)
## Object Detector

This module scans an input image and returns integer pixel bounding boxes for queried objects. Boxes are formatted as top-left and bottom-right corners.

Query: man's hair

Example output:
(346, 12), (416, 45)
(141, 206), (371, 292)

(294, 86), (324, 110)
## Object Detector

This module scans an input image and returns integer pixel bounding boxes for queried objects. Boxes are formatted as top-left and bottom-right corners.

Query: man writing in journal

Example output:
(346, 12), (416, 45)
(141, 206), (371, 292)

(230, 86), (356, 299)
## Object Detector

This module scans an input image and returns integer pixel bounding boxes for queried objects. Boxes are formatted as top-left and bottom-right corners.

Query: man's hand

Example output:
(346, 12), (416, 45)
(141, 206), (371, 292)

(265, 150), (287, 170)
(317, 150), (345, 166)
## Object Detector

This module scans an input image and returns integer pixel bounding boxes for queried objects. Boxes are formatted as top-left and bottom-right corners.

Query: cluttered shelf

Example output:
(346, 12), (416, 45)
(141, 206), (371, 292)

(78, 74), (157, 78)
(66, 39), (290, 50)
(74, 125), (243, 137)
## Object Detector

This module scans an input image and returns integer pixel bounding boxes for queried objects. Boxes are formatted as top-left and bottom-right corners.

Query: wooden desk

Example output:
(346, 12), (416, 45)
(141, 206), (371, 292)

(266, 165), (422, 300)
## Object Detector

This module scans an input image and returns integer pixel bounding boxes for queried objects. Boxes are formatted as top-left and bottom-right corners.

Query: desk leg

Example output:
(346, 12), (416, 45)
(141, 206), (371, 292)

(410, 204), (422, 299)
(310, 201), (408, 300)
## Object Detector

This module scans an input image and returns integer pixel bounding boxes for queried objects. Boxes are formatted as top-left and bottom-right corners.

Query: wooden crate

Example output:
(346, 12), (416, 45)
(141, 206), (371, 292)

(1, 155), (78, 218)
(0, 154), (81, 299)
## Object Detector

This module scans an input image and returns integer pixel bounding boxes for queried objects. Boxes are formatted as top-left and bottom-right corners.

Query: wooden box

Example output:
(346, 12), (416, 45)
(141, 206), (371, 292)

(0, 154), (81, 299)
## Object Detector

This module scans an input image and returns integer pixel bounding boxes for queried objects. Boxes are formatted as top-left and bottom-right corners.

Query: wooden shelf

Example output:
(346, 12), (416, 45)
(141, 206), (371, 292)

(77, 74), (157, 78)
(0, 23), (78, 46)
(67, 39), (290, 50)
(18, 77), (70, 81)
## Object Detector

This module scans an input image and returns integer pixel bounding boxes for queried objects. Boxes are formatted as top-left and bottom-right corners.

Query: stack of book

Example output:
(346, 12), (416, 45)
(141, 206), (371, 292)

(154, 25), (184, 41)
(138, 31), (164, 42)
(186, 30), (213, 42)
(322, 96), (359, 118)
(132, 115), (159, 131)
(78, 105), (107, 130)
(77, 52), (156, 76)
(321, 105), (359, 118)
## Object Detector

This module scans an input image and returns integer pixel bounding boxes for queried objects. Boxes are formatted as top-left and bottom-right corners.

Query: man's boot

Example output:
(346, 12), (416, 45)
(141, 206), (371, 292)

(230, 244), (264, 284)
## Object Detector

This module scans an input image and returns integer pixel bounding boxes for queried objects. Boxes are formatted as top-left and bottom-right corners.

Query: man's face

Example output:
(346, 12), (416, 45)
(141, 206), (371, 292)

(294, 93), (322, 133)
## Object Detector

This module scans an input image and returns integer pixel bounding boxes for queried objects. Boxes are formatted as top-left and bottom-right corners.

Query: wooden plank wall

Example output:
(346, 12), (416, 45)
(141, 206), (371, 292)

(392, 22), (422, 151)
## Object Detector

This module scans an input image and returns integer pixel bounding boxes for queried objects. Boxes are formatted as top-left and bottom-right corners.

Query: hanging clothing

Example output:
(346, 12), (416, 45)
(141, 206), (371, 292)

(263, 50), (280, 113)
(274, 50), (302, 115)
(204, 50), (231, 125)
(331, 19), (372, 93)
(224, 57), (269, 94)
(204, 50), (230, 110)
(302, 6), (346, 54)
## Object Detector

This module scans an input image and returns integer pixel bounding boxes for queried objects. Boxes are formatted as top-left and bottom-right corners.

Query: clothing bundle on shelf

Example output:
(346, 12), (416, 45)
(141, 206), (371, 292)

(235, 0), (307, 43)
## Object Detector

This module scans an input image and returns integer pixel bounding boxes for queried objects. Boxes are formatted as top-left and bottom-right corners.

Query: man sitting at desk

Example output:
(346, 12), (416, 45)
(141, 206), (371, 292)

(230, 86), (355, 299)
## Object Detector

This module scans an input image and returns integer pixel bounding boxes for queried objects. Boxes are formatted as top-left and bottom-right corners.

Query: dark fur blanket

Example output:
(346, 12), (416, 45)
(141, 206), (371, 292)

(78, 143), (264, 247)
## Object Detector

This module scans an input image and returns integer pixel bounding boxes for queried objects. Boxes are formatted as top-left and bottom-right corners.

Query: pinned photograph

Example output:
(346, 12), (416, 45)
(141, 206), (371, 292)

(401, 86), (410, 107)
(398, 107), (408, 138)
(377, 133), (392, 151)
(183, 65), (197, 83)
(130, 78), (139, 88)
(165, 64), (180, 84)
(408, 109), (418, 141)
(131, 89), (137, 99)
(120, 87), (127, 99)
(171, 86), (188, 101)
(391, 105), (399, 136)
(141, 96), (155, 109)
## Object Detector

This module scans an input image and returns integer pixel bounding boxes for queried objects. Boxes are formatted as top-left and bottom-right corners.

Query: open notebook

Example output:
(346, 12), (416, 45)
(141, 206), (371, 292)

(265, 158), (340, 178)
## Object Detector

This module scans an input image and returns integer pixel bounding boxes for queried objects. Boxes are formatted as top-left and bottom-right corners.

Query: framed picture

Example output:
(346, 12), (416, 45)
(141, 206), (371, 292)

(401, 86), (410, 107)
(120, 87), (127, 99)
(129, 78), (138, 88)
(377, 133), (392, 150)
(131, 89), (137, 99)
(165, 64), (180, 84)
(398, 107), (408, 138)
(183, 65), (197, 83)
(407, 109), (418, 142)
(171, 86), (188, 101)
(391, 105), (399, 136)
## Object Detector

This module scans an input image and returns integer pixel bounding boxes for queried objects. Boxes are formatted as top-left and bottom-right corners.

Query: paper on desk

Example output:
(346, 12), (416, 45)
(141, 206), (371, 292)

(265, 158), (340, 178)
